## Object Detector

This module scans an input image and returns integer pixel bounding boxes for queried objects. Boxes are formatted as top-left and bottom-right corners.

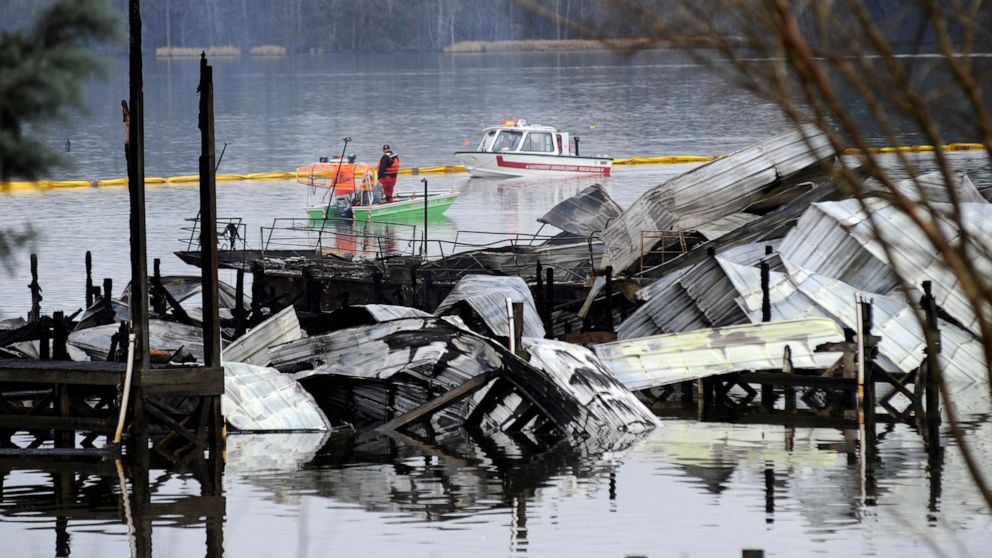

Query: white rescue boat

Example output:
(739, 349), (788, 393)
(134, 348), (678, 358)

(454, 119), (613, 178)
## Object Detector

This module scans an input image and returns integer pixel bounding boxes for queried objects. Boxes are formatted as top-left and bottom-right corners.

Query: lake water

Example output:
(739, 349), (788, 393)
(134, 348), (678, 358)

(1, 50), (991, 557)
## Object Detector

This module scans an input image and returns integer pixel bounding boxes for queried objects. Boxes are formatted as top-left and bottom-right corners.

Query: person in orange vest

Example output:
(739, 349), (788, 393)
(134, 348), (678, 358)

(377, 144), (400, 203)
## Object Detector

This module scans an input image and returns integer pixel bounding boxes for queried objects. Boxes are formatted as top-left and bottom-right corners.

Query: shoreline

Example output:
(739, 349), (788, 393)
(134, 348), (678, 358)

(443, 38), (660, 54)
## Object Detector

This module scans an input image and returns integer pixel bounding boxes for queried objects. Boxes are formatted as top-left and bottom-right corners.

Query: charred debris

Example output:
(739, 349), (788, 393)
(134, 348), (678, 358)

(4, 125), (986, 457)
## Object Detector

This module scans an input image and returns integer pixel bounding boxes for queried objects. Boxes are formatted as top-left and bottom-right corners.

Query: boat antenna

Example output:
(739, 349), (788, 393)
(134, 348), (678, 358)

(329, 136), (351, 202)
(421, 178), (428, 257)
(319, 136), (352, 236)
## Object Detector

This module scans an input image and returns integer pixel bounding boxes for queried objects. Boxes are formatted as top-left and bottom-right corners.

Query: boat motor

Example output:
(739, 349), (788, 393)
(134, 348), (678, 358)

(319, 156), (329, 163)
(574, 136), (580, 156)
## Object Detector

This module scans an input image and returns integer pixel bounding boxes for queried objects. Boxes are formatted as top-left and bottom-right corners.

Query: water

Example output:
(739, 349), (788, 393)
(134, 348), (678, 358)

(1, 50), (991, 557)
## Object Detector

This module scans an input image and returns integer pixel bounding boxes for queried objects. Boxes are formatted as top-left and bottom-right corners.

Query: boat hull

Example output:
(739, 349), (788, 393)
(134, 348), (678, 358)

(454, 151), (612, 178)
(307, 191), (459, 222)
(351, 191), (459, 220)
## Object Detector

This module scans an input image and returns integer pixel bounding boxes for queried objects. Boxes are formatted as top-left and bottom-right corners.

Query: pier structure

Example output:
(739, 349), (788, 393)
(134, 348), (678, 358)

(0, 0), (224, 465)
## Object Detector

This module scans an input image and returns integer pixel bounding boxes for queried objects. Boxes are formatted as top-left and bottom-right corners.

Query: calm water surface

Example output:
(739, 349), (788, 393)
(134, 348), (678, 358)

(1, 51), (991, 557)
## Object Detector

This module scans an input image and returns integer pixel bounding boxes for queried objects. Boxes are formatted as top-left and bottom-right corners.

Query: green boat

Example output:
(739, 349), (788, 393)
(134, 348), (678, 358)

(306, 189), (459, 222)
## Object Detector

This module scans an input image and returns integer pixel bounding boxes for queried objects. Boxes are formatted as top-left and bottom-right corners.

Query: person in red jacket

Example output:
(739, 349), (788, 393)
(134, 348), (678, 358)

(377, 144), (400, 203)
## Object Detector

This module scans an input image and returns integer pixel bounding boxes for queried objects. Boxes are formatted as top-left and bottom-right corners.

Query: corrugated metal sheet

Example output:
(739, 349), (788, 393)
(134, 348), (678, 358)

(694, 213), (761, 240)
(68, 319), (205, 361)
(271, 317), (493, 381)
(537, 183), (624, 237)
(779, 196), (992, 335)
(223, 361), (331, 431)
(863, 171), (985, 204)
(222, 304), (302, 366)
(522, 338), (658, 436)
(596, 318), (846, 391)
(361, 304), (432, 321)
(640, 178), (844, 279)
(719, 256), (986, 384)
(781, 259), (986, 384)
(603, 125), (835, 273)
(433, 275), (546, 339)
(617, 256), (750, 339)
(277, 317), (500, 432)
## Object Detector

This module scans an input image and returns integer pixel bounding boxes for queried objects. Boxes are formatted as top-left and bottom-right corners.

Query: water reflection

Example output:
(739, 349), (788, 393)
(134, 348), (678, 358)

(2, 396), (991, 558)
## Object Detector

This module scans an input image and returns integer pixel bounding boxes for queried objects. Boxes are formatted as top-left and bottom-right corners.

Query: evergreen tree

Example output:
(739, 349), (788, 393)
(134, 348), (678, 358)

(0, 0), (119, 182)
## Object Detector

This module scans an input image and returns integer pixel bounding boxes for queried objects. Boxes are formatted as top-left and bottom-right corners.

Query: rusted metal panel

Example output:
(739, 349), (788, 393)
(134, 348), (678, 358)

(537, 183), (624, 237)
(603, 126), (835, 273)
(596, 317), (846, 390)
(222, 304), (301, 366)
(434, 275), (546, 339)
(222, 361), (330, 431)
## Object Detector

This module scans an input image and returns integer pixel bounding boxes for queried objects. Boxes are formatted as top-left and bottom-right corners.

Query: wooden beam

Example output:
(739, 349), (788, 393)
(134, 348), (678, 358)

(198, 53), (222, 370)
(377, 371), (497, 433)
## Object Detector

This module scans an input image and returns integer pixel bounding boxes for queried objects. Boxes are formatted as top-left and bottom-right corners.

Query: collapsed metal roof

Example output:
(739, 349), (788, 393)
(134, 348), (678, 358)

(596, 318), (846, 390)
(223, 361), (331, 431)
(268, 316), (656, 441)
(522, 338), (659, 436)
(222, 304), (302, 366)
(722, 257), (987, 384)
(68, 319), (205, 361)
(618, 245), (779, 339)
(433, 274), (546, 339)
(602, 125), (836, 273)
(537, 183), (624, 237)
(778, 190), (992, 336)
(640, 177), (846, 279)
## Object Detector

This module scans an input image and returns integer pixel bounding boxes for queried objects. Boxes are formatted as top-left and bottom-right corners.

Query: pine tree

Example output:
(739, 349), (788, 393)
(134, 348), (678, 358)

(0, 0), (120, 183)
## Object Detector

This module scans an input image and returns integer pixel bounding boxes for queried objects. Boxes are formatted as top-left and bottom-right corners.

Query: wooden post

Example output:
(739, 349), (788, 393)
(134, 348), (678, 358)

(234, 268), (246, 337)
(783, 345), (796, 412)
(604, 266), (614, 331)
(303, 266), (321, 312)
(760, 260), (771, 323)
(535, 261), (546, 332)
(125, 0), (151, 402)
(422, 269), (434, 312)
(39, 320), (50, 360)
(761, 251), (774, 408)
(52, 310), (68, 360)
(512, 302), (525, 357)
(198, 52), (222, 370)
(250, 260), (265, 321)
(85, 251), (94, 308)
(28, 253), (42, 322)
(545, 267), (555, 339)
(102, 278), (113, 312)
(151, 258), (165, 314)
(920, 281), (941, 449)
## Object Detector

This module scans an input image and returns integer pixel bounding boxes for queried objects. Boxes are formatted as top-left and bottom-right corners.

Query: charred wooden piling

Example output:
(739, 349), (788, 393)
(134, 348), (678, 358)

(0, 2), (224, 464)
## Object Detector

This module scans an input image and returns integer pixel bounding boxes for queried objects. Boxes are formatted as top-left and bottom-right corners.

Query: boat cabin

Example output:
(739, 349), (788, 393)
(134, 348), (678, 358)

(476, 120), (579, 156)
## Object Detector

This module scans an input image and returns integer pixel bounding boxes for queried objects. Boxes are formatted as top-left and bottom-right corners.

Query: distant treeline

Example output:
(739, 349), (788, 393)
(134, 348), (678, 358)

(1, 0), (987, 54)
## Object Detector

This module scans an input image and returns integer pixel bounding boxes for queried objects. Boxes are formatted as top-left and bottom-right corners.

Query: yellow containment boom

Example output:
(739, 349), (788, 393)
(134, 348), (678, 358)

(2, 143), (986, 193)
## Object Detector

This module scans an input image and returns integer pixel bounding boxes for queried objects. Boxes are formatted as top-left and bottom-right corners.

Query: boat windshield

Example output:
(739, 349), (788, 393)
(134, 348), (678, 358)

(521, 132), (555, 153)
(494, 130), (523, 152)
(479, 130), (497, 151)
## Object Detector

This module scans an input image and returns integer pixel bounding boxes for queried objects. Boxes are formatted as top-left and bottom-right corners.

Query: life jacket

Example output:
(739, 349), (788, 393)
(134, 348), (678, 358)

(380, 153), (400, 177)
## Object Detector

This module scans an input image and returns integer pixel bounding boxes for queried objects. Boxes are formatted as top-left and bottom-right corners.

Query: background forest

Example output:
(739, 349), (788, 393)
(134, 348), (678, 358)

(1, 0), (986, 54)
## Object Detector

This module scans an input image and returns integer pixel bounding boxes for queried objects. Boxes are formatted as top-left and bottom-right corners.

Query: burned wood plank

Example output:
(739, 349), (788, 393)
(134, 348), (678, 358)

(376, 370), (498, 433)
